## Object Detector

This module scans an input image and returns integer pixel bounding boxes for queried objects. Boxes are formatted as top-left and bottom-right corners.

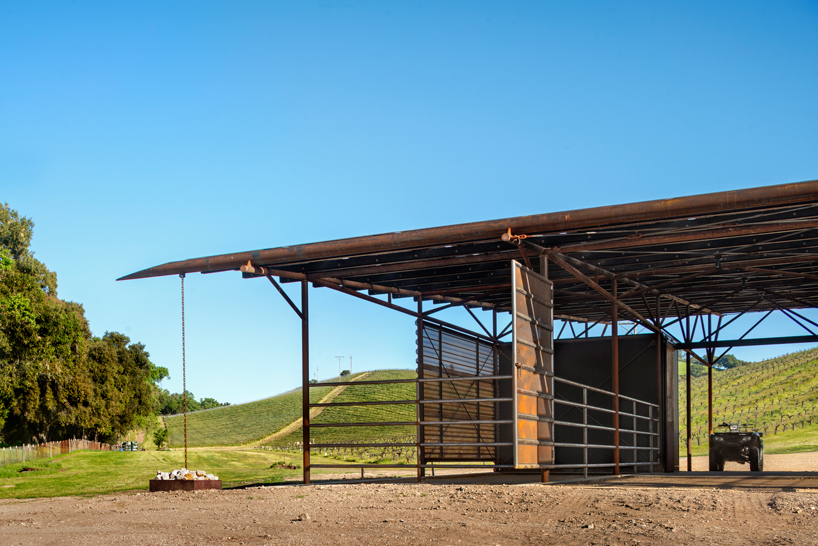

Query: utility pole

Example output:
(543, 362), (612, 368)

(336, 356), (344, 376)
(349, 355), (352, 373)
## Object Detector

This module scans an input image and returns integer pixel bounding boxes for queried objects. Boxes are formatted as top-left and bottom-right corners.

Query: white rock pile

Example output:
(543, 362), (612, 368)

(155, 468), (219, 481)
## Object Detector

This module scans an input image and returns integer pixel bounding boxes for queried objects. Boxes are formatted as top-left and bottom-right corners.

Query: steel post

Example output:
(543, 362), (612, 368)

(686, 351), (692, 472)
(707, 362), (713, 435)
(416, 297), (424, 482)
(612, 279), (620, 475)
(301, 280), (310, 485)
(707, 317), (713, 435)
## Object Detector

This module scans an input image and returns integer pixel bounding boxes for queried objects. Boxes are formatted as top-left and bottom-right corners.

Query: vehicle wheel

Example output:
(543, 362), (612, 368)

(709, 448), (722, 471)
(749, 446), (762, 472)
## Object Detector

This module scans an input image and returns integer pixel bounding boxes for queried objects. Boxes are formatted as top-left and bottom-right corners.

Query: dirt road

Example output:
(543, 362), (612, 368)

(684, 451), (818, 472)
(2, 452), (817, 545)
(1, 479), (816, 545)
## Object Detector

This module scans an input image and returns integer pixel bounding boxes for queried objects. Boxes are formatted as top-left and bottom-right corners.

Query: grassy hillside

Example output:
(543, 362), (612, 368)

(264, 369), (417, 448)
(679, 347), (818, 455)
(0, 449), (344, 499)
(163, 375), (363, 447)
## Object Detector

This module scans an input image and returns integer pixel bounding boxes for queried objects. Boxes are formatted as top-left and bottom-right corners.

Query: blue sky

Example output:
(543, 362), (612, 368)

(2, 1), (817, 404)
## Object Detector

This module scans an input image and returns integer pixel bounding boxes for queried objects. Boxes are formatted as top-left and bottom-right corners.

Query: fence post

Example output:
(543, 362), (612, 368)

(633, 399), (637, 472)
(647, 406), (652, 468)
(583, 387), (588, 479)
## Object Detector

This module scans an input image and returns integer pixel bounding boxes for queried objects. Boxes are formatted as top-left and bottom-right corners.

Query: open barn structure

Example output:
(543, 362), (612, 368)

(121, 178), (818, 483)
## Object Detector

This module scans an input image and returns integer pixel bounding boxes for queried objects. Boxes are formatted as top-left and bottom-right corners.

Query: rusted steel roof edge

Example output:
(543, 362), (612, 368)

(117, 178), (818, 281)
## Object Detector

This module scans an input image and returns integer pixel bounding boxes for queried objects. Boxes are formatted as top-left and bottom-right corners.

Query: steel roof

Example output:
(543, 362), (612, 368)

(120, 179), (818, 323)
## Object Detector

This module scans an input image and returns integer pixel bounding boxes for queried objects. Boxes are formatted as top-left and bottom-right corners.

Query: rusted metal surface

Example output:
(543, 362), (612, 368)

(119, 179), (818, 281)
(612, 280), (620, 476)
(301, 280), (310, 485)
(118, 179), (818, 350)
(686, 350), (692, 472)
(550, 218), (818, 255)
(512, 261), (555, 470)
(547, 252), (660, 333)
(149, 480), (222, 492)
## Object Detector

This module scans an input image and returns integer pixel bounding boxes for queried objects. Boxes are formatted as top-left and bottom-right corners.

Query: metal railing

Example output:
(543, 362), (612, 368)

(548, 376), (661, 477)
(304, 372), (661, 478)
(299, 342), (664, 482)
(304, 373), (516, 476)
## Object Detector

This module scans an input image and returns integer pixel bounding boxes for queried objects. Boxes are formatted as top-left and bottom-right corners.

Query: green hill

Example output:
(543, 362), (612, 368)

(264, 369), (417, 447)
(164, 377), (348, 447)
(163, 370), (414, 448)
(679, 347), (818, 455)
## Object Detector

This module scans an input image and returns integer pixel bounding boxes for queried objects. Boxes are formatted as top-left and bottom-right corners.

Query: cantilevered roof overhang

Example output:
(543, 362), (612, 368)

(119, 179), (818, 325)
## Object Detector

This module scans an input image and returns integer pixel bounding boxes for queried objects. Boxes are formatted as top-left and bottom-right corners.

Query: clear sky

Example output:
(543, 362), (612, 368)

(2, 1), (817, 404)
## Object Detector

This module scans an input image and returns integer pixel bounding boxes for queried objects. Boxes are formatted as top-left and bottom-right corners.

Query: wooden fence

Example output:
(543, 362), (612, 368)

(0, 439), (115, 468)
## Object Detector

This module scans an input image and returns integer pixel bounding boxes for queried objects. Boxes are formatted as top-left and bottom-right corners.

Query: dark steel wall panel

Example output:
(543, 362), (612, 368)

(553, 334), (674, 471)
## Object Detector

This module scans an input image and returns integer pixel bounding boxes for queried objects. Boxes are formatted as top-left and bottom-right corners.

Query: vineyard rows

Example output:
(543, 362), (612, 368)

(679, 347), (818, 446)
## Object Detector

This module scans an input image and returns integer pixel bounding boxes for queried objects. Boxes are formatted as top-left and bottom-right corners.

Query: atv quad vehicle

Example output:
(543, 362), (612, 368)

(709, 422), (763, 472)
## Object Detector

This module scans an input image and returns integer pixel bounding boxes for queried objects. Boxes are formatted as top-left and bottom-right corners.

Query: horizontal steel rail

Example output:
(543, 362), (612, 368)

(309, 419), (514, 428)
(420, 442), (513, 447)
(421, 464), (515, 469)
(553, 376), (660, 408)
(418, 397), (513, 404)
(309, 400), (415, 407)
(552, 442), (659, 450)
(311, 378), (417, 387)
(310, 463), (517, 470)
(550, 420), (660, 437)
(421, 419), (513, 426)
(310, 442), (415, 448)
(311, 463), (416, 469)
(551, 400), (659, 422)
(545, 461), (657, 469)
(309, 421), (416, 428)
(417, 375), (512, 383)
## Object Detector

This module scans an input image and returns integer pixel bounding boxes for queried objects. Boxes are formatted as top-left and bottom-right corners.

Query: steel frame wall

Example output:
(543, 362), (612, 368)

(296, 261), (666, 483)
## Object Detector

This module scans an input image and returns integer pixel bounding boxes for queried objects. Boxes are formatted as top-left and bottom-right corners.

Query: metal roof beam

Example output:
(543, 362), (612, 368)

(119, 178), (818, 281)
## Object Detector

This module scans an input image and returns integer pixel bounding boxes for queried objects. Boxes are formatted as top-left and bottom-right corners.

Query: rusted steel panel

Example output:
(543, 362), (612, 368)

(513, 261), (554, 469)
(517, 370), (552, 394)
(149, 480), (222, 492)
(516, 444), (553, 467)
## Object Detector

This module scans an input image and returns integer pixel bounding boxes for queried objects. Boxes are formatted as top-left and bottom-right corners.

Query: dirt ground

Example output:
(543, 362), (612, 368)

(683, 451), (818, 472)
(2, 453), (817, 545)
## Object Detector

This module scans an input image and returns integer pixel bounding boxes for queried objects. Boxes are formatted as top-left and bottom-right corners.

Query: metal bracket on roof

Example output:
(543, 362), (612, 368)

(501, 228), (528, 243)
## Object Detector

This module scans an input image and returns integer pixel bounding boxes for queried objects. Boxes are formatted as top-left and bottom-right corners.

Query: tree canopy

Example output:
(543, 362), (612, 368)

(0, 204), (168, 443)
(156, 390), (229, 415)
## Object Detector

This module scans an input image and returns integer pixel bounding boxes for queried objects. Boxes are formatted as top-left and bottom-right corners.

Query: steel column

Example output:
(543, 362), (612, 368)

(416, 297), (424, 482)
(686, 350), (692, 472)
(301, 280), (310, 485)
(542, 253), (550, 484)
(612, 279), (620, 475)
(655, 295), (662, 472)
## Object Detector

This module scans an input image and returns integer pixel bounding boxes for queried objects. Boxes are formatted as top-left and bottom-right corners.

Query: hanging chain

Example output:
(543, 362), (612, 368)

(181, 273), (188, 470)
